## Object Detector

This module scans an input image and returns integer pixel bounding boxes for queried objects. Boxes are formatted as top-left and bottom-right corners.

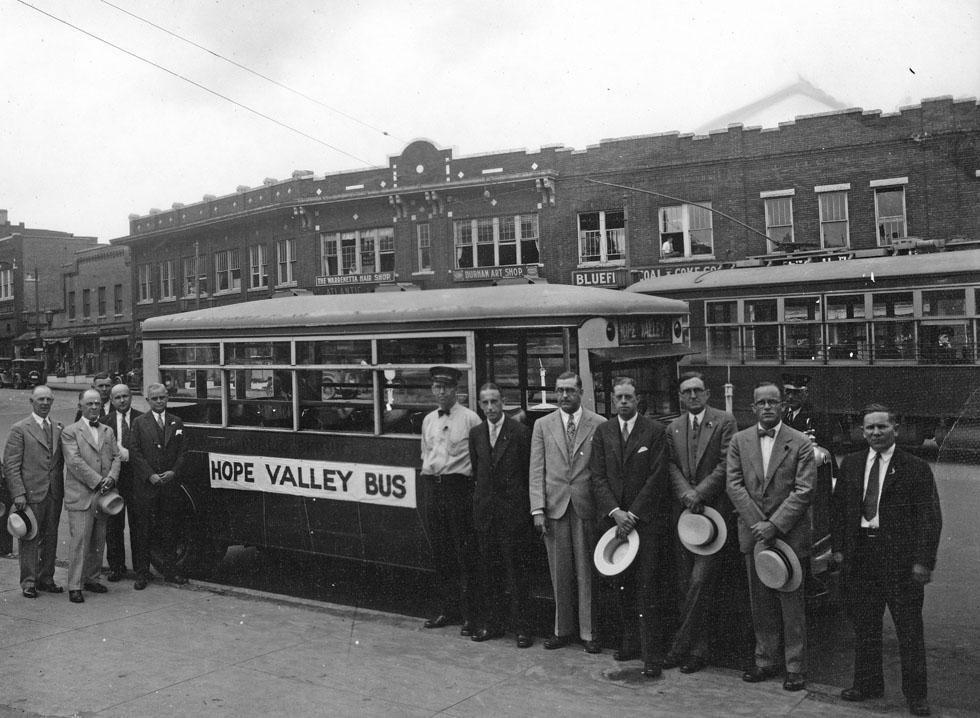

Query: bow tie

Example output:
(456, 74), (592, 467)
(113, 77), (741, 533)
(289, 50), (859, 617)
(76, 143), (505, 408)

(757, 427), (776, 439)
(438, 409), (450, 417)
(88, 420), (101, 428)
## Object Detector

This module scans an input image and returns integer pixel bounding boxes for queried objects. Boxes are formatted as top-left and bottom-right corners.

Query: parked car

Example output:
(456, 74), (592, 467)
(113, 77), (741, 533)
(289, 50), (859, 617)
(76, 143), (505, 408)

(11, 357), (46, 389)
(0, 357), (14, 387)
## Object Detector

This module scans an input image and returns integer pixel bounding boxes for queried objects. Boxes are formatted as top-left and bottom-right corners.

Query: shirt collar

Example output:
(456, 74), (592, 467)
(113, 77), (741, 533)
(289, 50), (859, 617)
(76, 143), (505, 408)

(756, 421), (783, 435)
(619, 414), (637, 432)
(32, 412), (49, 427)
(561, 407), (583, 425)
(868, 444), (896, 461)
(688, 409), (705, 426)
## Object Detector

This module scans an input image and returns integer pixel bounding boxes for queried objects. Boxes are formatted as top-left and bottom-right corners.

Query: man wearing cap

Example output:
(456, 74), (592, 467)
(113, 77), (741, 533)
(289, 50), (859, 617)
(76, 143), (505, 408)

(530, 371), (605, 653)
(468, 382), (534, 647)
(664, 372), (738, 674)
(61, 389), (121, 603)
(833, 405), (941, 717)
(101, 383), (143, 582)
(590, 376), (668, 676)
(419, 366), (482, 633)
(128, 382), (190, 589)
(2, 385), (64, 598)
(727, 381), (814, 692)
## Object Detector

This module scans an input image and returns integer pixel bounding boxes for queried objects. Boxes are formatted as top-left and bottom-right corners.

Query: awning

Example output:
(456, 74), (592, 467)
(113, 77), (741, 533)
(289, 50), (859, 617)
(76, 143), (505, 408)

(589, 344), (695, 365)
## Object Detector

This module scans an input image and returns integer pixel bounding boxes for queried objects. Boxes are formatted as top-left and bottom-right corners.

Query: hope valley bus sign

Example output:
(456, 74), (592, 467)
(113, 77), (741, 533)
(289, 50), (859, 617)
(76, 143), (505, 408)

(209, 453), (416, 508)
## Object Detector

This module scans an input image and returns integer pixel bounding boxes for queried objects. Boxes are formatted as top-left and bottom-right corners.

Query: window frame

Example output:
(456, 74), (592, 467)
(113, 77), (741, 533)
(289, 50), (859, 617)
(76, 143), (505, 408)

(277, 238), (296, 286)
(416, 223), (432, 273)
(454, 214), (540, 269)
(249, 244), (268, 290)
(873, 182), (908, 245)
(659, 203), (714, 260)
(577, 210), (625, 266)
(816, 186), (850, 249)
(762, 192), (795, 249)
(159, 259), (176, 301)
(138, 264), (153, 303)
(214, 248), (242, 294)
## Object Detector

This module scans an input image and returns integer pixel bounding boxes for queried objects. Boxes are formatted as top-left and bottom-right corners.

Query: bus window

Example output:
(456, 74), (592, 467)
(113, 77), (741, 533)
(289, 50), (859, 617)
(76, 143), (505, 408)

(525, 331), (570, 409)
(159, 343), (222, 423)
(297, 368), (374, 432)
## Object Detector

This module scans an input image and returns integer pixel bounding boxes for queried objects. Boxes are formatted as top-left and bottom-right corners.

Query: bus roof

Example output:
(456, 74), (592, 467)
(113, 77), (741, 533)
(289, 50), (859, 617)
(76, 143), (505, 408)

(142, 284), (688, 337)
(627, 248), (980, 296)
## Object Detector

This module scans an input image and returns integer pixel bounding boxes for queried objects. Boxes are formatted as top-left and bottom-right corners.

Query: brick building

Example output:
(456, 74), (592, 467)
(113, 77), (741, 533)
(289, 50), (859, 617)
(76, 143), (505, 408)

(113, 96), (980, 347)
(0, 210), (98, 361)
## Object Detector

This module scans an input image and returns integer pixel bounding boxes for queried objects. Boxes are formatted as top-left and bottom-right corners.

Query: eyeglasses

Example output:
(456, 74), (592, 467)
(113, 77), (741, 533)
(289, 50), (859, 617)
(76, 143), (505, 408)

(753, 399), (782, 407)
(679, 388), (706, 396)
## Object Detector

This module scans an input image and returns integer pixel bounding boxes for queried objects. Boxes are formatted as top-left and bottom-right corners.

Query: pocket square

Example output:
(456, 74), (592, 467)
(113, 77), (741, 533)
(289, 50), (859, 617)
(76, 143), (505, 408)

(637, 446), (648, 453)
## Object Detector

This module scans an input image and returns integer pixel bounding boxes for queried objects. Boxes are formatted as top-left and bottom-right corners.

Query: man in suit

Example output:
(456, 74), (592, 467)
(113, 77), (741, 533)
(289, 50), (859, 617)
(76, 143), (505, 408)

(74, 372), (113, 422)
(833, 404), (941, 717)
(727, 381), (815, 692)
(101, 383), (142, 582)
(2, 385), (64, 598)
(419, 366), (482, 633)
(468, 382), (534, 648)
(529, 371), (605, 653)
(61, 389), (121, 603)
(128, 382), (189, 589)
(590, 376), (668, 676)
(665, 372), (738, 673)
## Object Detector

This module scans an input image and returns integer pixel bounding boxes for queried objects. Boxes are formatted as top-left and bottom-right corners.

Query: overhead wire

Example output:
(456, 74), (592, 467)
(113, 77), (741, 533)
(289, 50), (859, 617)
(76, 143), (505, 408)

(15, 0), (372, 165)
(99, 0), (405, 144)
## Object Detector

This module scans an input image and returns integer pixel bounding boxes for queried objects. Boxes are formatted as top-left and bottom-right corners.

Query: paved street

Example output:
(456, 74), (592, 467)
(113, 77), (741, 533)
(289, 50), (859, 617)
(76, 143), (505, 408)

(0, 385), (978, 716)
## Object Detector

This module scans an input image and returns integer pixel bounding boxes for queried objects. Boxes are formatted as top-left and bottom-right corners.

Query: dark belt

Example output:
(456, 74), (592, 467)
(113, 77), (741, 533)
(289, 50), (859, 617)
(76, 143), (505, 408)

(858, 527), (880, 539)
(423, 473), (467, 484)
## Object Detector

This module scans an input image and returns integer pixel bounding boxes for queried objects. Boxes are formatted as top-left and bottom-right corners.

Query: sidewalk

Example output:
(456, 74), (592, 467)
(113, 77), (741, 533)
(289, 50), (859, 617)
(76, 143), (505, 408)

(1, 555), (962, 718)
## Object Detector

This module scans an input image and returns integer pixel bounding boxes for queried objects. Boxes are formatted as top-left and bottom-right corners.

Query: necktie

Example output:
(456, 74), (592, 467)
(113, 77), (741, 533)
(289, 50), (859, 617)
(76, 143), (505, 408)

(863, 452), (881, 521)
(757, 427), (775, 439)
(88, 420), (100, 429)
(621, 421), (630, 446)
(43, 419), (52, 450)
(438, 409), (450, 417)
(121, 414), (130, 447)
(689, 415), (701, 470)
(156, 412), (165, 430)
(489, 422), (499, 447)
(565, 414), (577, 455)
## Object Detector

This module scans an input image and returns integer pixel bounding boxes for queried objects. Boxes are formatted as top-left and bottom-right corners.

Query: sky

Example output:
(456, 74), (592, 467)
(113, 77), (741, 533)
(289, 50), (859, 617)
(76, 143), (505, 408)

(1, 0), (978, 242)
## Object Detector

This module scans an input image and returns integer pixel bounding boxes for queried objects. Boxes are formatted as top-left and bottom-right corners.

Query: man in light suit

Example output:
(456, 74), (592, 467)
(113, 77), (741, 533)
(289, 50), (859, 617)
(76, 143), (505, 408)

(590, 377), (668, 676)
(665, 372), (738, 673)
(61, 389), (121, 603)
(2, 385), (64, 598)
(529, 371), (605, 653)
(128, 382), (189, 589)
(468, 382), (534, 647)
(727, 381), (815, 692)
(101, 383), (143, 581)
(833, 404), (941, 717)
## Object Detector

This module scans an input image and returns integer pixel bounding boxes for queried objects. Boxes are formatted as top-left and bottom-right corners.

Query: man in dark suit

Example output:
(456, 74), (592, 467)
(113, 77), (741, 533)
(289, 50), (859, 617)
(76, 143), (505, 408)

(61, 389), (121, 603)
(664, 372), (738, 673)
(590, 376), (668, 677)
(529, 371), (605, 653)
(468, 382), (534, 648)
(2, 385), (64, 598)
(101, 383), (143, 582)
(127, 382), (189, 589)
(74, 371), (113, 422)
(727, 381), (815, 692)
(833, 404), (941, 717)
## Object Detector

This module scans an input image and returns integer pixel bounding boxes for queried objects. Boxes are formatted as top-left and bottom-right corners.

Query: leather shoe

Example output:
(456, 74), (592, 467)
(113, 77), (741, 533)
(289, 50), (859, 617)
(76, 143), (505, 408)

(37, 582), (64, 594)
(459, 621), (475, 637)
(583, 639), (602, 655)
(783, 672), (806, 692)
(516, 634), (533, 649)
(83, 581), (108, 593)
(662, 653), (681, 669)
(613, 645), (640, 662)
(164, 574), (188, 585)
(69, 590), (84, 604)
(641, 662), (663, 678)
(742, 665), (779, 683)
(471, 627), (505, 642)
(107, 569), (124, 582)
(543, 634), (572, 650)
(22, 586), (38, 599)
(841, 686), (883, 702)
(680, 656), (707, 674)
(908, 699), (930, 716)
(423, 614), (458, 629)
(134, 576), (148, 590)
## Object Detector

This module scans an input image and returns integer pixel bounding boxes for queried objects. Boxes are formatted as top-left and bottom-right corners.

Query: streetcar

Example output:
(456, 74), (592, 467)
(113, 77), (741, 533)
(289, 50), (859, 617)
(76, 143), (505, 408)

(138, 283), (690, 574)
(628, 240), (980, 457)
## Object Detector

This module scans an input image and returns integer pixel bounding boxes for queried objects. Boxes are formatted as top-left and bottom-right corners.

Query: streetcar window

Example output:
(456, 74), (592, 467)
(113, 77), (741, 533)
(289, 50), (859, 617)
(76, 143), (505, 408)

(226, 341), (290, 364)
(825, 294), (866, 320)
(160, 342), (219, 364)
(922, 289), (966, 317)
(707, 326), (740, 361)
(745, 299), (777, 323)
(377, 336), (466, 365)
(784, 297), (821, 322)
(296, 339), (371, 365)
(826, 323), (868, 361)
(706, 300), (737, 324)
(872, 292), (913, 318)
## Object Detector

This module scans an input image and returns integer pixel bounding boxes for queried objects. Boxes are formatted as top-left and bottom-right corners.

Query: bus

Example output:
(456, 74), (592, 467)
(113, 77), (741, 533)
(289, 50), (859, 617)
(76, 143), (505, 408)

(138, 283), (690, 575)
(628, 241), (980, 457)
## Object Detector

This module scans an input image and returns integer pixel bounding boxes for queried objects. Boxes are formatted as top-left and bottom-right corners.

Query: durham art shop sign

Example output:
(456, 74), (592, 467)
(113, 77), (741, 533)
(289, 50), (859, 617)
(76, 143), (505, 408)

(452, 264), (540, 282)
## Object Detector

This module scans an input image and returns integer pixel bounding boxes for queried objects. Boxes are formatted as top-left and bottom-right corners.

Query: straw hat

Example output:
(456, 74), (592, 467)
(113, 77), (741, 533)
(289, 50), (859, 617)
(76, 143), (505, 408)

(677, 506), (727, 556)
(7, 506), (38, 540)
(753, 538), (803, 592)
(593, 525), (639, 577)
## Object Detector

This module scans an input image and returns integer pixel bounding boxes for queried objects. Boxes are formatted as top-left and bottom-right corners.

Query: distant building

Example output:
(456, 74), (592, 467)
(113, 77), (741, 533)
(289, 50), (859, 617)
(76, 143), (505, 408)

(0, 210), (97, 361)
(695, 78), (849, 135)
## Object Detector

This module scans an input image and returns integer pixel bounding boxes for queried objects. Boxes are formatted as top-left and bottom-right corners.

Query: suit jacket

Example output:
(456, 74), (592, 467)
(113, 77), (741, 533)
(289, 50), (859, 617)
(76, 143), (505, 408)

(127, 410), (188, 498)
(61, 419), (121, 511)
(469, 416), (531, 533)
(529, 408), (605, 520)
(726, 424), (815, 556)
(2, 415), (64, 504)
(833, 447), (942, 581)
(666, 406), (737, 514)
(590, 414), (668, 530)
(101, 408), (143, 486)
